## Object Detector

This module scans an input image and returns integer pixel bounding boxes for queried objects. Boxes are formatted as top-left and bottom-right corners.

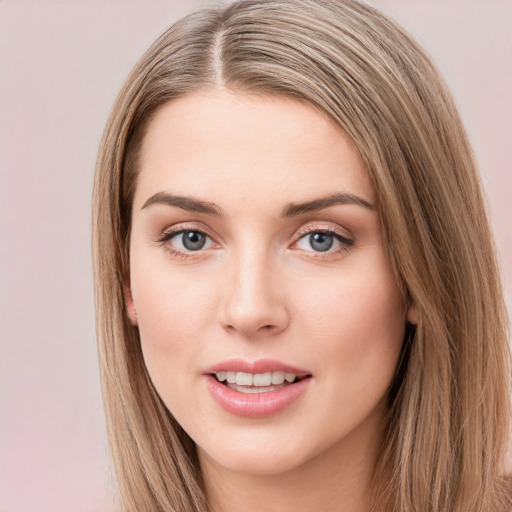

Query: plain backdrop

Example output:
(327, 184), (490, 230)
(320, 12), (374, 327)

(0, 1), (511, 511)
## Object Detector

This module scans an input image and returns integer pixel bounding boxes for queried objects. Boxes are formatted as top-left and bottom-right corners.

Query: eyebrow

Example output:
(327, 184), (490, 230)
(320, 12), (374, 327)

(141, 191), (375, 216)
(141, 192), (224, 216)
(281, 193), (375, 216)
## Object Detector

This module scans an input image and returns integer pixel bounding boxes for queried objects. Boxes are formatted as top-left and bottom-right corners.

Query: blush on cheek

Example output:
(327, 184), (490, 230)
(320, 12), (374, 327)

(303, 271), (405, 373)
(137, 268), (215, 333)
(135, 270), (221, 397)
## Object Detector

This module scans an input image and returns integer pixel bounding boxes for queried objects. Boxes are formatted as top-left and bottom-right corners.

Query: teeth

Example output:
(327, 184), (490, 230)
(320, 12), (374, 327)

(271, 372), (285, 385)
(215, 371), (297, 386)
(236, 372), (253, 386)
(253, 372), (272, 386)
(230, 384), (277, 394)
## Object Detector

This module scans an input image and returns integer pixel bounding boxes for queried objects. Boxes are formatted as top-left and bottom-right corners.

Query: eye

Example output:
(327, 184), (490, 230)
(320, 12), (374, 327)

(295, 229), (353, 254)
(165, 229), (215, 252)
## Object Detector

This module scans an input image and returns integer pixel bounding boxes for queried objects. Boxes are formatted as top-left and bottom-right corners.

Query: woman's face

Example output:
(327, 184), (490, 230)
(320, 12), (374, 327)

(128, 91), (408, 477)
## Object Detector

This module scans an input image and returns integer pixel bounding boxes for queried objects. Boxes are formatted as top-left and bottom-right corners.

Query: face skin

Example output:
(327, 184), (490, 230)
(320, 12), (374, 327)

(128, 90), (410, 511)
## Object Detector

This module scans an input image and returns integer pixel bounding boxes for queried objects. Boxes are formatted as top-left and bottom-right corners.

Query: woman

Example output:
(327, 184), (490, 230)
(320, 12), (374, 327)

(92, 1), (512, 510)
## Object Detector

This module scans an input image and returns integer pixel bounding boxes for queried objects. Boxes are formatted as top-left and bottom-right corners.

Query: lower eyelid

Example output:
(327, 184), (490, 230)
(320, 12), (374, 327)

(157, 226), (352, 257)
(174, 230), (214, 248)
(293, 229), (354, 254)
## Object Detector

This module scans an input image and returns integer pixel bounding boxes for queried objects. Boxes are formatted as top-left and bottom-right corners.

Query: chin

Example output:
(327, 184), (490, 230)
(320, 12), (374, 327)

(198, 437), (313, 477)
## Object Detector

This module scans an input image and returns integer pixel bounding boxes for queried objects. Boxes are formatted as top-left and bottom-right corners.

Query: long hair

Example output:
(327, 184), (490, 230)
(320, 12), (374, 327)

(92, 1), (511, 510)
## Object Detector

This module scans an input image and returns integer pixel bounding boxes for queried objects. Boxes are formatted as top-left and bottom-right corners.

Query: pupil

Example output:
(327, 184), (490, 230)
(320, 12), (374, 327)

(310, 232), (333, 252)
(182, 231), (206, 250)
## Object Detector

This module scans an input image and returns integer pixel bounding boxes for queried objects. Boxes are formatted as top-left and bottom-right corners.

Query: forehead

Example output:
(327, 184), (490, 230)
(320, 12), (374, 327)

(133, 90), (376, 212)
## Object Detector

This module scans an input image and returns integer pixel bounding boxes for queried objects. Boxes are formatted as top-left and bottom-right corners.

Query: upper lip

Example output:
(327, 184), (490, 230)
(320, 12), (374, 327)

(204, 358), (311, 377)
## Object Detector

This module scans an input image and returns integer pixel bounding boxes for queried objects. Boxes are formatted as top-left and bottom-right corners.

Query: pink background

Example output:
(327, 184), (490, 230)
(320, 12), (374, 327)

(0, 1), (510, 510)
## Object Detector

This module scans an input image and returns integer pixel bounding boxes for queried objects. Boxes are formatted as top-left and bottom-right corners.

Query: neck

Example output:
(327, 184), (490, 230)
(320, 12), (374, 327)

(199, 407), (389, 512)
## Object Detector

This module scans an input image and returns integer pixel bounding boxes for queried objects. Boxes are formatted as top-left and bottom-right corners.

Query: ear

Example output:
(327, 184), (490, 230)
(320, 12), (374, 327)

(406, 302), (419, 325)
(124, 284), (138, 326)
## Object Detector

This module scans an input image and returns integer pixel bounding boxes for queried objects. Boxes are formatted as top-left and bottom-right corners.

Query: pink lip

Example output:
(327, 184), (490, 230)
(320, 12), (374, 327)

(204, 358), (312, 418)
(203, 358), (310, 377)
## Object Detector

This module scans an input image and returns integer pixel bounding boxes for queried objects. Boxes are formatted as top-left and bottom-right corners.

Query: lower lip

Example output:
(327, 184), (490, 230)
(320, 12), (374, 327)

(205, 376), (311, 418)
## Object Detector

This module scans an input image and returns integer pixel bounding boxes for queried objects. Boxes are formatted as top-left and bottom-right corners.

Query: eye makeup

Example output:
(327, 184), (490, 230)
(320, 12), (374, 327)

(155, 223), (218, 260)
(291, 222), (354, 260)
(155, 219), (355, 262)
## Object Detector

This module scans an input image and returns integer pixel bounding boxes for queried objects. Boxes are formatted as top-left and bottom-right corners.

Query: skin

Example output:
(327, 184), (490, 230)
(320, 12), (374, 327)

(127, 90), (413, 512)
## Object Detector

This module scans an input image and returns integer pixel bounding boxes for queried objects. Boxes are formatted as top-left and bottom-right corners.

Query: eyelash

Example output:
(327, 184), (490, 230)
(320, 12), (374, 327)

(294, 224), (354, 259)
(156, 223), (354, 260)
(156, 225), (214, 260)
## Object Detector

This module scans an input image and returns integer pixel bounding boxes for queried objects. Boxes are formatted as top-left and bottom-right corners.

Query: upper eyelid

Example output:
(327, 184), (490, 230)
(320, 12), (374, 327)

(293, 222), (352, 240)
(157, 221), (353, 246)
(159, 222), (217, 241)
(157, 227), (217, 256)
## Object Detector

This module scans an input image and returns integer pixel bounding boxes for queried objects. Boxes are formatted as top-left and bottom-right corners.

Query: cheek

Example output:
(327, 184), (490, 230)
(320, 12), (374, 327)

(131, 264), (219, 375)
(296, 260), (405, 376)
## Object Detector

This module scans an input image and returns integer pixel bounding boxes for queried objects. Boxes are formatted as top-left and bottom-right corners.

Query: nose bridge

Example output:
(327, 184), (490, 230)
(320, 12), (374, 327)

(220, 240), (288, 336)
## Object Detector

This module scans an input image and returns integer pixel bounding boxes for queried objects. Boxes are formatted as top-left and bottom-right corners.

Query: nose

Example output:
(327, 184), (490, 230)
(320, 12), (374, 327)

(218, 246), (290, 338)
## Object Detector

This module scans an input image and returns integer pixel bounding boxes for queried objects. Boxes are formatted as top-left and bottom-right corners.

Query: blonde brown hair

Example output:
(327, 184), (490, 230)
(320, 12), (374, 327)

(92, 1), (512, 510)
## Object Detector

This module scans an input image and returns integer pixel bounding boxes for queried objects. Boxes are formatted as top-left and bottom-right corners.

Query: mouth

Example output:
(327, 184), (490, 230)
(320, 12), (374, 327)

(204, 359), (313, 418)
(212, 371), (310, 394)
